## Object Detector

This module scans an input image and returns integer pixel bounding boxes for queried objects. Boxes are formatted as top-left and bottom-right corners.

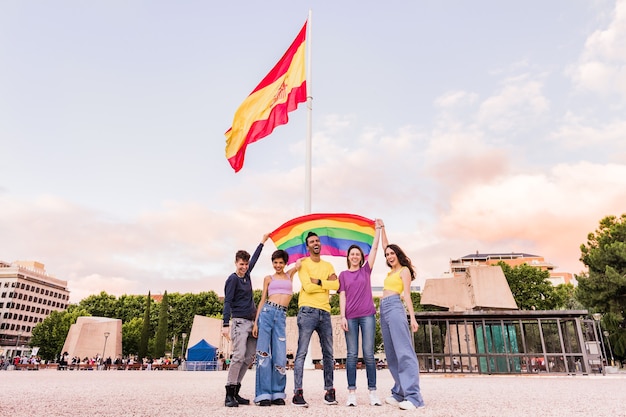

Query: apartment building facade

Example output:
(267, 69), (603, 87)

(0, 260), (70, 358)
(449, 252), (575, 285)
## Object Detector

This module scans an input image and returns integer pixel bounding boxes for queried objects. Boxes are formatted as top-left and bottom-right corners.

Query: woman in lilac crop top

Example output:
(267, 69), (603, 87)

(338, 218), (383, 406)
(252, 249), (298, 406)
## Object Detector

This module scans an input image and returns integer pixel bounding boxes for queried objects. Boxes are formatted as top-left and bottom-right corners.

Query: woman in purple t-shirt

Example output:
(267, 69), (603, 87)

(338, 218), (383, 407)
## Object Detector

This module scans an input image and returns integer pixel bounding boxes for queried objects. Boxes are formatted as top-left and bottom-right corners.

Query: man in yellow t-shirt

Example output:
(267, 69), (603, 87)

(292, 232), (339, 407)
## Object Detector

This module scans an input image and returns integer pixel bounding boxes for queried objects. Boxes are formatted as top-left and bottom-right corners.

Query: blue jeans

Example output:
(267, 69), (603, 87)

(293, 306), (334, 391)
(345, 314), (377, 390)
(379, 295), (424, 407)
(254, 303), (287, 402)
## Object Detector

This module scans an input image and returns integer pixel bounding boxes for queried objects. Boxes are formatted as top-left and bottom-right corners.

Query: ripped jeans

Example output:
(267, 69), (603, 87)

(254, 303), (287, 402)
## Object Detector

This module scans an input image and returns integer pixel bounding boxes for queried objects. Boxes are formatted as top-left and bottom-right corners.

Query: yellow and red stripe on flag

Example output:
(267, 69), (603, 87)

(225, 21), (307, 172)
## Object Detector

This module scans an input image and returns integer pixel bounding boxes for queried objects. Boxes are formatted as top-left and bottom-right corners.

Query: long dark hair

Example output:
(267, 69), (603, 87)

(385, 244), (416, 281)
(345, 244), (365, 268)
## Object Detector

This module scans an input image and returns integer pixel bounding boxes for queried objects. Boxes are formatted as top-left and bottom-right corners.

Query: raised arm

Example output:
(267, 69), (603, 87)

(380, 219), (389, 251)
(248, 233), (270, 273)
(367, 218), (383, 269)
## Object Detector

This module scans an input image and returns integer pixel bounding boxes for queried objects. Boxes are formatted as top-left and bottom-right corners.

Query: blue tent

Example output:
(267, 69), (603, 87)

(186, 339), (217, 362)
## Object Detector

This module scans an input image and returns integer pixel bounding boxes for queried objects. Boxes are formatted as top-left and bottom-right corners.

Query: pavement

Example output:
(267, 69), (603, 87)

(1, 368), (625, 417)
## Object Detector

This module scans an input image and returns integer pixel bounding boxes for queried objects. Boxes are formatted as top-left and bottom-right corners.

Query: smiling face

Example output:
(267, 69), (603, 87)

(384, 247), (398, 268)
(306, 234), (321, 255)
(347, 246), (364, 268)
(235, 259), (249, 277)
(272, 258), (286, 273)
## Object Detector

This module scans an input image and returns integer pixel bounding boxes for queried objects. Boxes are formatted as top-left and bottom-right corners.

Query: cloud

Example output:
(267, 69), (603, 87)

(437, 161), (626, 274)
(477, 75), (550, 133)
(569, 0), (626, 97)
(549, 112), (626, 159)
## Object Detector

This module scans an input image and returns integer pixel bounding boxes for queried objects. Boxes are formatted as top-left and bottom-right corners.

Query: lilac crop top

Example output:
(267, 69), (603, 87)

(267, 275), (293, 296)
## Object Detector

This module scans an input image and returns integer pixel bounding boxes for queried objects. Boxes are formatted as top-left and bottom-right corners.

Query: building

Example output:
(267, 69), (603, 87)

(449, 252), (575, 285)
(0, 260), (70, 358)
(61, 316), (122, 361)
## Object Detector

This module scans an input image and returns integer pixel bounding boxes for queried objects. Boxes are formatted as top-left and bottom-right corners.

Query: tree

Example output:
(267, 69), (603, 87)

(30, 305), (90, 361)
(78, 291), (117, 317)
(497, 262), (559, 310)
(154, 291), (169, 357)
(553, 283), (583, 310)
(138, 292), (151, 359)
(122, 317), (143, 356)
(576, 213), (626, 360)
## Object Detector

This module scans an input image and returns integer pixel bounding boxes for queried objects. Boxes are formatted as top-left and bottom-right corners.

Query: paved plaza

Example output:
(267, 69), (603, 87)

(1, 368), (625, 417)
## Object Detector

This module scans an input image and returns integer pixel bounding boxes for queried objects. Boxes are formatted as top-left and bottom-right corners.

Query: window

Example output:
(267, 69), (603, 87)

(1, 292), (5, 298)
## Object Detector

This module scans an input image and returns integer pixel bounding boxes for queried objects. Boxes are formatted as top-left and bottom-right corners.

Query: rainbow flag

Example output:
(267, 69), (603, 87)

(225, 21), (307, 173)
(269, 213), (376, 264)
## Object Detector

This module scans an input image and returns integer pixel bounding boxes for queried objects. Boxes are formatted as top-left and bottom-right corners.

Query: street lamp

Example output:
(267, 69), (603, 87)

(603, 331), (614, 367)
(181, 333), (187, 359)
(592, 313), (608, 370)
(102, 332), (110, 363)
(171, 336), (176, 358)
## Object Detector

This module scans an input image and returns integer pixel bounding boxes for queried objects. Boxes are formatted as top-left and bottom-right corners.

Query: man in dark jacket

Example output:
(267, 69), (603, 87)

(222, 234), (268, 407)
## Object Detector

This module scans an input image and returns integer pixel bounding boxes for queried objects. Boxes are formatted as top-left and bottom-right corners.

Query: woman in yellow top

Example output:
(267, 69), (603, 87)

(379, 221), (425, 410)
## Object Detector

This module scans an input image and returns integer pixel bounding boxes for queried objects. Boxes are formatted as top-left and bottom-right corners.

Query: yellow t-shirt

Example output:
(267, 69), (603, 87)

(383, 267), (405, 294)
(297, 257), (338, 312)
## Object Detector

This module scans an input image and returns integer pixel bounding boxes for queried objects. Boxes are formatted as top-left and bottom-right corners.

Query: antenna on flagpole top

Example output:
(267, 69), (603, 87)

(305, 8), (313, 215)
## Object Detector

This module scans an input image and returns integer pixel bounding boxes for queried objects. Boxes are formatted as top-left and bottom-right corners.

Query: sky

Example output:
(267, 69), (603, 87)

(1, 1), (625, 303)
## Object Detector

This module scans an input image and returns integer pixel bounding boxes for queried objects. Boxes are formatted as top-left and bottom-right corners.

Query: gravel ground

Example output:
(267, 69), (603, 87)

(1, 368), (625, 417)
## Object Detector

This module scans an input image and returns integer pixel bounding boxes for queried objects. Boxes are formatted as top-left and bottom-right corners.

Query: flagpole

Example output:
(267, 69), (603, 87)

(305, 9), (312, 214)
(303, 9), (316, 372)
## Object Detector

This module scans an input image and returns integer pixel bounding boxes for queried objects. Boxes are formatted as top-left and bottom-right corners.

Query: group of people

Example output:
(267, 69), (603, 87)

(221, 219), (426, 410)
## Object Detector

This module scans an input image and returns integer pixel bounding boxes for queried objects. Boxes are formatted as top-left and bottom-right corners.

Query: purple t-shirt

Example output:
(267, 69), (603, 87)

(338, 262), (376, 319)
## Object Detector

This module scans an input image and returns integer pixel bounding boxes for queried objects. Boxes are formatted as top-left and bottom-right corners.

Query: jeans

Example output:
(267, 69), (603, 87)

(254, 303), (287, 402)
(226, 318), (256, 385)
(293, 306), (334, 391)
(345, 314), (377, 390)
(379, 295), (424, 407)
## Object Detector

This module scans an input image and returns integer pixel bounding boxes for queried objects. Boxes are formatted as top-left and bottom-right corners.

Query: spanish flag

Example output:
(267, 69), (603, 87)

(225, 21), (307, 172)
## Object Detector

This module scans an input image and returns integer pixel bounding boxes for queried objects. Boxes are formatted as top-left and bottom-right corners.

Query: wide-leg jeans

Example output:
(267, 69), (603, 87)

(379, 295), (425, 407)
(254, 303), (287, 402)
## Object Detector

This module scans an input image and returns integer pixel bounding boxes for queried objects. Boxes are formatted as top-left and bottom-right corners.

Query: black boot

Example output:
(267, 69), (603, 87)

(234, 383), (250, 405)
(225, 385), (238, 407)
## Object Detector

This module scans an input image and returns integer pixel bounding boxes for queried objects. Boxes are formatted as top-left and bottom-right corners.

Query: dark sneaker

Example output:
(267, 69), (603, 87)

(324, 388), (338, 405)
(292, 389), (309, 407)
(271, 399), (286, 406)
(257, 399), (271, 407)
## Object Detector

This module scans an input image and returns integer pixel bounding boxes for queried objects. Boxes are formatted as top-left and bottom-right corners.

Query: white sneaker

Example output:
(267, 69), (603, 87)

(385, 396), (400, 406)
(369, 391), (382, 406)
(398, 400), (416, 410)
(346, 393), (357, 407)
